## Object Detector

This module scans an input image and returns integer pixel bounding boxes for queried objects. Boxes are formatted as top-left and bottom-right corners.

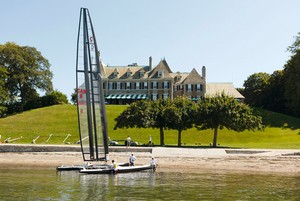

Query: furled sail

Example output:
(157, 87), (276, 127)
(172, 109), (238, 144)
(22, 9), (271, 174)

(76, 8), (109, 161)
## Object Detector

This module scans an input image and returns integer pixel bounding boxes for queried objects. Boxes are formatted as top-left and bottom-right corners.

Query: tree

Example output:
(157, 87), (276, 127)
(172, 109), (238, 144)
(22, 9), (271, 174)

(163, 96), (196, 146)
(148, 99), (172, 146)
(114, 99), (171, 146)
(0, 42), (53, 111)
(263, 70), (286, 114)
(287, 32), (300, 54)
(70, 89), (77, 105)
(243, 72), (271, 107)
(236, 87), (244, 96)
(41, 90), (69, 107)
(114, 100), (152, 129)
(0, 66), (8, 116)
(282, 32), (300, 117)
(283, 51), (300, 117)
(240, 32), (300, 118)
(195, 93), (263, 147)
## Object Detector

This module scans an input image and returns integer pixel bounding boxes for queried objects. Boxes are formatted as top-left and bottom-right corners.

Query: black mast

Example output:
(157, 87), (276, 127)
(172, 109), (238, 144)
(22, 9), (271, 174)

(76, 8), (109, 162)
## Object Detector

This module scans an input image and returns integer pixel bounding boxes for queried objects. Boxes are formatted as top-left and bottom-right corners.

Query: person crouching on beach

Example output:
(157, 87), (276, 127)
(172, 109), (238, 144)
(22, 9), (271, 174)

(111, 160), (118, 173)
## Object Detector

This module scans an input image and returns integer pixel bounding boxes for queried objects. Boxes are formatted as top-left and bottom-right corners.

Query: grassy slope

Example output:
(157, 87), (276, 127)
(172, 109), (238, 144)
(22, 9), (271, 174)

(0, 105), (299, 149)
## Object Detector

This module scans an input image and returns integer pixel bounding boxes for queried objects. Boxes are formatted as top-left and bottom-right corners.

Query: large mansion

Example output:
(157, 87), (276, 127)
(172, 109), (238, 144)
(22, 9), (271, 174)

(99, 57), (244, 104)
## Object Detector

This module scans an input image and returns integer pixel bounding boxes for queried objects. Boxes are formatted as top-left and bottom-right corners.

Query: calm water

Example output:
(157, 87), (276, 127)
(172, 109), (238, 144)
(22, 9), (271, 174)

(0, 169), (299, 201)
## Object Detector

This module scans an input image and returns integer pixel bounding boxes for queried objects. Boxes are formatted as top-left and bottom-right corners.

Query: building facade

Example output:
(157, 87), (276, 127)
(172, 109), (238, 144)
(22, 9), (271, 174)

(100, 57), (243, 104)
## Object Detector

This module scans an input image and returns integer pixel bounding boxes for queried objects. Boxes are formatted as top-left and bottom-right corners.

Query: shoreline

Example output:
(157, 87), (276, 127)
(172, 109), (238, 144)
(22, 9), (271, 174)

(0, 145), (299, 175)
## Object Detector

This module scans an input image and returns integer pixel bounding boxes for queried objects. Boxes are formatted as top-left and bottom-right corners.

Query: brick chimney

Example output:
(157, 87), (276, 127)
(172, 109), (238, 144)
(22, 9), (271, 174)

(149, 56), (152, 71)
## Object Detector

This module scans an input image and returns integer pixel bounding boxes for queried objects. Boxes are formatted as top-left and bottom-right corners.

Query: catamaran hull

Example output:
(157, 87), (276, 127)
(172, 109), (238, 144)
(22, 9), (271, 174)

(56, 165), (108, 171)
(56, 163), (130, 171)
(79, 165), (155, 174)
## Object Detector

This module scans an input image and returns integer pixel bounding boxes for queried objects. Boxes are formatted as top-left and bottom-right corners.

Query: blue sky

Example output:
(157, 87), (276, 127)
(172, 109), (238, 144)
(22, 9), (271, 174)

(1, 0), (300, 98)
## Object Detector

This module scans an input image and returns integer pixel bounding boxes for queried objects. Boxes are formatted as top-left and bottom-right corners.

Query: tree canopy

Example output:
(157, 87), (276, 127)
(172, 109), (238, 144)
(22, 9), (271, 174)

(287, 32), (300, 54)
(283, 49), (300, 117)
(148, 99), (172, 145)
(114, 95), (263, 147)
(243, 72), (271, 107)
(0, 42), (54, 115)
(242, 32), (300, 118)
(0, 66), (8, 116)
(41, 90), (69, 107)
(114, 99), (171, 146)
(163, 96), (196, 146)
(195, 93), (263, 147)
(0, 42), (53, 107)
(114, 100), (152, 129)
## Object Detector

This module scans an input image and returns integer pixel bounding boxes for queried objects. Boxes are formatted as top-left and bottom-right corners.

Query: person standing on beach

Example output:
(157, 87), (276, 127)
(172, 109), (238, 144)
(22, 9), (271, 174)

(129, 154), (136, 166)
(150, 157), (157, 171)
(111, 160), (118, 173)
(126, 135), (131, 148)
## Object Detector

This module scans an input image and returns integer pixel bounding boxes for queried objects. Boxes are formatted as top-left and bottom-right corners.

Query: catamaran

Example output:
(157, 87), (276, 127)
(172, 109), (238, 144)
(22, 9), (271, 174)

(57, 8), (154, 174)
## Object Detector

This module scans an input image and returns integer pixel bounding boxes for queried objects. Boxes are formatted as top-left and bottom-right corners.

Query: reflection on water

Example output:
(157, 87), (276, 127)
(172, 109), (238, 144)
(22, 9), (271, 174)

(0, 169), (299, 200)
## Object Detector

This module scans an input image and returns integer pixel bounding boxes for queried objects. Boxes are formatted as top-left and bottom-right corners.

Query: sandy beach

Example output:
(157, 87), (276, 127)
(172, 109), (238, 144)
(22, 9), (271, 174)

(0, 146), (299, 175)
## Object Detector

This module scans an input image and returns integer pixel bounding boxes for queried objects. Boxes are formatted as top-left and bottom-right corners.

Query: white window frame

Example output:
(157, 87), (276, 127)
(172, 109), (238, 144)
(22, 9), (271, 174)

(163, 81), (168, 89)
(196, 84), (201, 91)
(152, 93), (158, 101)
(187, 84), (192, 92)
(152, 81), (157, 89)
(126, 82), (131, 89)
(109, 82), (113, 90)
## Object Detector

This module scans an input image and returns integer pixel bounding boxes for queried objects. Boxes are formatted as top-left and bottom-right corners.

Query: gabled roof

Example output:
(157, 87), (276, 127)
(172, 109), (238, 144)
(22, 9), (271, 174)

(105, 66), (149, 79)
(181, 68), (204, 84)
(99, 60), (106, 77)
(148, 59), (173, 79)
(169, 72), (189, 84)
(205, 83), (244, 99)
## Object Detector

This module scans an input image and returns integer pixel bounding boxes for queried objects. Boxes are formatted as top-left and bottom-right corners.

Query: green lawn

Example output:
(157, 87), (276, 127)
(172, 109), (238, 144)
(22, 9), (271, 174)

(0, 104), (299, 149)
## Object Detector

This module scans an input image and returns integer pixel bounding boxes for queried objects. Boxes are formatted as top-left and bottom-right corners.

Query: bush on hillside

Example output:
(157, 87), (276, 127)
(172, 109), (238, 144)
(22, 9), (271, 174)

(41, 90), (69, 107)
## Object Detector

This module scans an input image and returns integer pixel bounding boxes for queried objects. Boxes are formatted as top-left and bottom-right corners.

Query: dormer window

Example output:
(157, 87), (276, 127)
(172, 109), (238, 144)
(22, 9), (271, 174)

(139, 71), (145, 77)
(176, 76), (182, 82)
(126, 72), (132, 77)
(113, 69), (119, 78)
(158, 70), (164, 78)
(126, 68), (132, 77)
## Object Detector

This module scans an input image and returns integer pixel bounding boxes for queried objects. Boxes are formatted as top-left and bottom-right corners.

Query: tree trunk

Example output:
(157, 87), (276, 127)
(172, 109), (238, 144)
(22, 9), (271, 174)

(213, 127), (218, 147)
(178, 130), (182, 147)
(159, 127), (165, 146)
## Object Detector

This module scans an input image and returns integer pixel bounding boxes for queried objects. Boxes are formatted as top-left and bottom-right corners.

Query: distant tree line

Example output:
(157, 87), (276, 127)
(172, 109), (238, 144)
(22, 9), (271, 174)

(0, 42), (68, 117)
(240, 32), (300, 118)
(114, 95), (263, 147)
